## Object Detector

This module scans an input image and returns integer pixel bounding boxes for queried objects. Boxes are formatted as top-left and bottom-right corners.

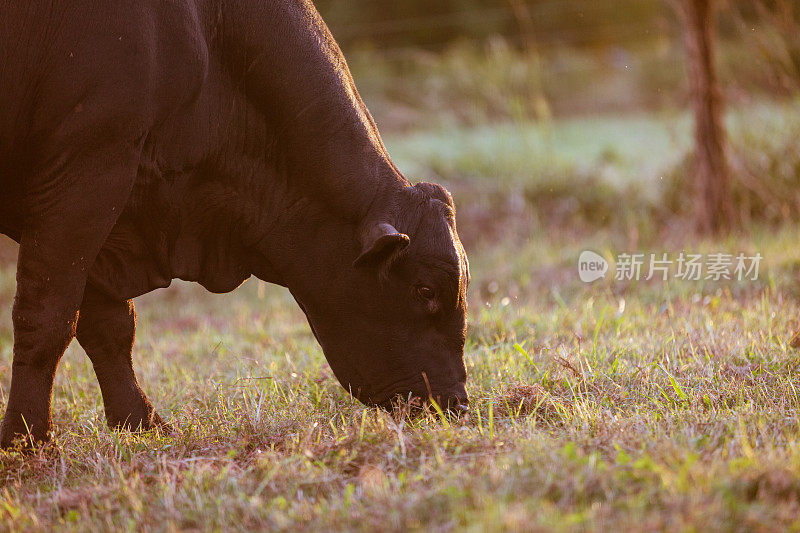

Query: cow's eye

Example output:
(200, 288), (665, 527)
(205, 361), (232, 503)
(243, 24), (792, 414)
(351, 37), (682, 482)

(417, 285), (435, 300)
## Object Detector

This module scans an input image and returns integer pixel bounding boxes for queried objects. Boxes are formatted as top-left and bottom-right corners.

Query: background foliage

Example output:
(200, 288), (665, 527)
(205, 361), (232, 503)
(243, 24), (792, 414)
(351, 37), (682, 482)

(316, 0), (800, 124)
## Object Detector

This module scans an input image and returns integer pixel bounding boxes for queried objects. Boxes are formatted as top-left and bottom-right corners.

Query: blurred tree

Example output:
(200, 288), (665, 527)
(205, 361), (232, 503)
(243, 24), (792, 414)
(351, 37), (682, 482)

(674, 0), (734, 233)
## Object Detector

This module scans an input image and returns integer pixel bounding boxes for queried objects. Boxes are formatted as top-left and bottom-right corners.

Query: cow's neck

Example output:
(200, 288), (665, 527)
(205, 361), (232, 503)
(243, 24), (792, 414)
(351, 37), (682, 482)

(162, 0), (411, 290)
(215, 0), (409, 223)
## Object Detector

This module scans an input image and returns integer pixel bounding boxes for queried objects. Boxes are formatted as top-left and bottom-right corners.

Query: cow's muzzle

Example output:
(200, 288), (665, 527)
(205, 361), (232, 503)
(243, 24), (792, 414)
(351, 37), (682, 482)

(379, 390), (469, 418)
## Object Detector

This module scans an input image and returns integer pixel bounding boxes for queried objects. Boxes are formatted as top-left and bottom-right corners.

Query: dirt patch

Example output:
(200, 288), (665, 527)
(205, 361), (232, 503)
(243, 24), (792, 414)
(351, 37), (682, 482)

(494, 383), (570, 424)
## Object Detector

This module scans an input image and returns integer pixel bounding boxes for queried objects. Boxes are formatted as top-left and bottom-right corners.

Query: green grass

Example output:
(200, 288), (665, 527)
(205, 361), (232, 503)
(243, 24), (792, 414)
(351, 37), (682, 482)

(385, 99), (800, 190)
(2, 221), (800, 530)
(4, 106), (800, 530)
(386, 110), (690, 189)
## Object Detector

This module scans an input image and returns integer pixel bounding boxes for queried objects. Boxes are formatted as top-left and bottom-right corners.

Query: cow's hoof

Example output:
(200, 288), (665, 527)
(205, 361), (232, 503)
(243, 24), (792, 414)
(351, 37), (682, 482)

(0, 410), (50, 449)
(143, 411), (174, 434)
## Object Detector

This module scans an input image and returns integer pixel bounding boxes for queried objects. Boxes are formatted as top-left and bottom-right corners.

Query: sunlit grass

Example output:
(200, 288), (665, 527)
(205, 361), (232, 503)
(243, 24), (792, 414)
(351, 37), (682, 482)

(2, 221), (800, 529)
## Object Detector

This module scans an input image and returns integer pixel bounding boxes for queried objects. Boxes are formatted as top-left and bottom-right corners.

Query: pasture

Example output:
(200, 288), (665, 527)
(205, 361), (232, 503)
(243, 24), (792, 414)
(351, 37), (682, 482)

(2, 107), (800, 531)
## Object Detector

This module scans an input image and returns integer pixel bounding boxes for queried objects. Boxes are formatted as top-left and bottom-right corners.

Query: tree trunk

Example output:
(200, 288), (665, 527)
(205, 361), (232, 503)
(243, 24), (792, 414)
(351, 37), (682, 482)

(679, 0), (734, 233)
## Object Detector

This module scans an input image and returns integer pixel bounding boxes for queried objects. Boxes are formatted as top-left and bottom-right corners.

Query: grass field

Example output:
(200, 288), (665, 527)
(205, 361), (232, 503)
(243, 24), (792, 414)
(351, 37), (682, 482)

(3, 109), (800, 530)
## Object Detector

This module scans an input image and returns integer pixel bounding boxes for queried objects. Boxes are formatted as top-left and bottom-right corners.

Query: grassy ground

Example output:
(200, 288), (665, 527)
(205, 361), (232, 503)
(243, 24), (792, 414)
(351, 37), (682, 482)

(3, 110), (800, 530)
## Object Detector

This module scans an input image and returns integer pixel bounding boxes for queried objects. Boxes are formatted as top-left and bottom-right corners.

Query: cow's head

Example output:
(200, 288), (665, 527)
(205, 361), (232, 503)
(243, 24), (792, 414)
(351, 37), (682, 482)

(275, 182), (470, 413)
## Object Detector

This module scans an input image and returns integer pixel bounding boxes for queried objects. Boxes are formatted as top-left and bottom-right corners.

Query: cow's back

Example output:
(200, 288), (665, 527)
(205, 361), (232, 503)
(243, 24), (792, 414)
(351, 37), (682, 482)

(0, 2), (54, 232)
(0, 0), (211, 239)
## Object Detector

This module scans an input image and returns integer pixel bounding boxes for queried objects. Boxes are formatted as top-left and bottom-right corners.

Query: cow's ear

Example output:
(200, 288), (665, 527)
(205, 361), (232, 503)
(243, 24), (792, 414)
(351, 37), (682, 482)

(354, 223), (409, 267)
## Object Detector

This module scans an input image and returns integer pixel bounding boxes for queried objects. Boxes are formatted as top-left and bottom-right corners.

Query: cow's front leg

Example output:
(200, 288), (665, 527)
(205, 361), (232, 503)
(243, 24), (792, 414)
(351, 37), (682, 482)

(76, 286), (165, 431)
(0, 149), (138, 448)
(0, 272), (77, 446)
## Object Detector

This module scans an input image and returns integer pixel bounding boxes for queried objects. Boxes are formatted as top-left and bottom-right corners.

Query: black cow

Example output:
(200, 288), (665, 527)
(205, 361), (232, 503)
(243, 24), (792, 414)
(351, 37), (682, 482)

(0, 0), (469, 447)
